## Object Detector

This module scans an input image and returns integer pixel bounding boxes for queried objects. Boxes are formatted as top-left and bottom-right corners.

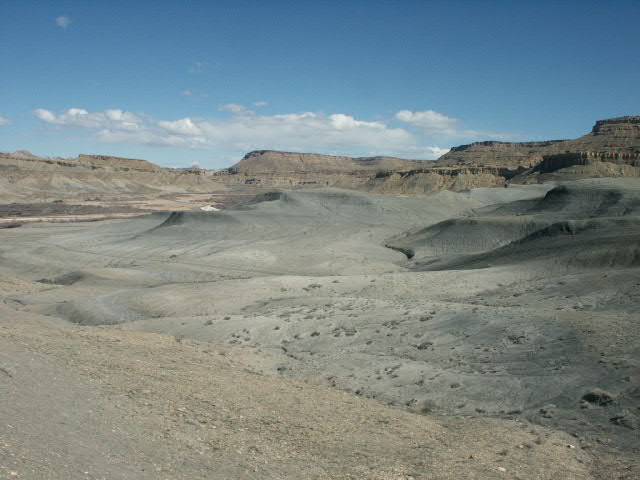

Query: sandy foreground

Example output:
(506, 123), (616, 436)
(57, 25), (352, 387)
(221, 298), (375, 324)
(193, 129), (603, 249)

(1, 179), (639, 479)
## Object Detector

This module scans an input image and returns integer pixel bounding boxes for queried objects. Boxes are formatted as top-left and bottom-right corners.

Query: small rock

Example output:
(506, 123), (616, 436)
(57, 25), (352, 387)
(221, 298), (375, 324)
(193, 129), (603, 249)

(581, 388), (614, 406)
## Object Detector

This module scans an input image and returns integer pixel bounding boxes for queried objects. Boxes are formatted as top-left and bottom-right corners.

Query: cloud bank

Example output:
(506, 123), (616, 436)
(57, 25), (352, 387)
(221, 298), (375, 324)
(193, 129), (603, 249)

(32, 106), (510, 162)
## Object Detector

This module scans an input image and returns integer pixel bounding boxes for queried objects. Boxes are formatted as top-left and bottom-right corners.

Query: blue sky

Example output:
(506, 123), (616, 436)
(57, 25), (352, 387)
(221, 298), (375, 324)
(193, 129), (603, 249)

(1, 0), (639, 168)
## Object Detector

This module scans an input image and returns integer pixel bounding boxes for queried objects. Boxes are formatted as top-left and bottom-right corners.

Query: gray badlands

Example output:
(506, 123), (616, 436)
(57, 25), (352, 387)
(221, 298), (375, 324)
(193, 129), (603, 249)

(1, 118), (640, 479)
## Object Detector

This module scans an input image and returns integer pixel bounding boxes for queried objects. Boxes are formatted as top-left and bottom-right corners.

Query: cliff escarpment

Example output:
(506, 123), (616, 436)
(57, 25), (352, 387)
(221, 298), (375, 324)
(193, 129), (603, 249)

(437, 116), (640, 169)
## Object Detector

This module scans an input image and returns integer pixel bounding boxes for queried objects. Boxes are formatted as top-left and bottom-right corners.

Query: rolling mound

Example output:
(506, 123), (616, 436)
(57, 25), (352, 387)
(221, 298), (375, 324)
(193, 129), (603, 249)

(385, 179), (640, 274)
(531, 182), (640, 216)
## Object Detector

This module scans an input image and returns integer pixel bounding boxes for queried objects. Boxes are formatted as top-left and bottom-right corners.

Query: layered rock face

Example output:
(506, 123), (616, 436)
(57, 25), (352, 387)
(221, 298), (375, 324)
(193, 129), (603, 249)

(591, 116), (640, 138)
(365, 167), (516, 194)
(436, 141), (565, 168)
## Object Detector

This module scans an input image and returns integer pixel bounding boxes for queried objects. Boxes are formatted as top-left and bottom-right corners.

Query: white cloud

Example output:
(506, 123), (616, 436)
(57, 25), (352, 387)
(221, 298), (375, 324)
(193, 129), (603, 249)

(104, 109), (142, 123)
(188, 61), (206, 73)
(55, 16), (71, 29)
(0, 115), (11, 126)
(34, 108), (59, 123)
(181, 89), (193, 96)
(218, 103), (253, 114)
(158, 118), (202, 136)
(33, 106), (452, 160)
(396, 109), (513, 140)
(395, 109), (458, 136)
(188, 111), (415, 155)
(425, 146), (450, 158)
(254, 101), (269, 107)
(33, 107), (142, 131)
(329, 113), (385, 130)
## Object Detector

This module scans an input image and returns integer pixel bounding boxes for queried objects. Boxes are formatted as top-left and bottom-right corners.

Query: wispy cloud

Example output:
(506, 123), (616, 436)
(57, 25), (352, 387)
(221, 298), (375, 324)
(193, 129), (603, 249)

(218, 103), (248, 113)
(218, 103), (253, 114)
(55, 15), (72, 29)
(396, 110), (458, 136)
(396, 109), (514, 140)
(180, 89), (209, 99)
(254, 101), (269, 107)
(0, 115), (10, 126)
(188, 61), (206, 73)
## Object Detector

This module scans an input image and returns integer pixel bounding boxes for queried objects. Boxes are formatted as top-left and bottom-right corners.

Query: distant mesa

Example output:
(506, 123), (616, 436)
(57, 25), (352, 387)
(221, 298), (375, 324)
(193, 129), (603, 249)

(437, 116), (640, 169)
(229, 150), (422, 175)
(0, 151), (163, 173)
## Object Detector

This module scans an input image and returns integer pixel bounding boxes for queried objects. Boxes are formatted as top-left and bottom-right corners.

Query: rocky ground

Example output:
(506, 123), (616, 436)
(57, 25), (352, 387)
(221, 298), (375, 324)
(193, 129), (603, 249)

(1, 179), (639, 479)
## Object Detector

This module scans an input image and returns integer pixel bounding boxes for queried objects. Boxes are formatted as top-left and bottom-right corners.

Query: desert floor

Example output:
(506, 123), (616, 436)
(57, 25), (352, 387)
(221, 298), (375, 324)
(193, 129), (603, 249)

(1, 179), (639, 479)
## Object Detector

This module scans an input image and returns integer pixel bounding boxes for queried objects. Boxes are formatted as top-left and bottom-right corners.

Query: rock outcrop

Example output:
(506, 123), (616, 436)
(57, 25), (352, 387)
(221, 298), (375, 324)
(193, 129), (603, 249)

(437, 116), (640, 169)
